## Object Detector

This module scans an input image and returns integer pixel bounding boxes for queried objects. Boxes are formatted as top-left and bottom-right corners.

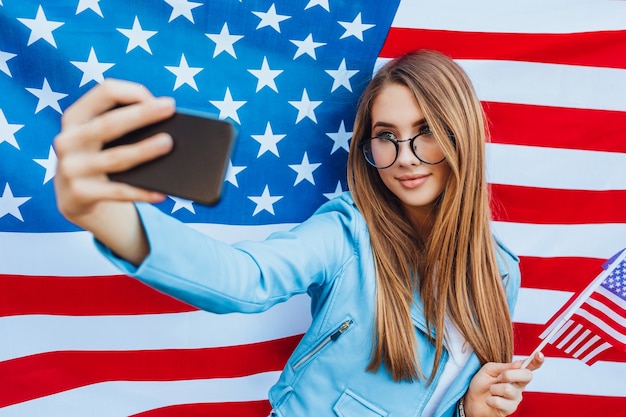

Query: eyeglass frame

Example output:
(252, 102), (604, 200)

(358, 129), (450, 169)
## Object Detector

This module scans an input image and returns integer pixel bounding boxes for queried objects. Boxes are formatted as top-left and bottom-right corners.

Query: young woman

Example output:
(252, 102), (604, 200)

(54, 50), (543, 417)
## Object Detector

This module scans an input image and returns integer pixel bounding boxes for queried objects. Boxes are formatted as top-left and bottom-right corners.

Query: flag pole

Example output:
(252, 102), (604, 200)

(520, 248), (626, 369)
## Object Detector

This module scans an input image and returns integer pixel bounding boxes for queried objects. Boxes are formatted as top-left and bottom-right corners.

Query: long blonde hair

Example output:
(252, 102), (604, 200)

(347, 50), (513, 382)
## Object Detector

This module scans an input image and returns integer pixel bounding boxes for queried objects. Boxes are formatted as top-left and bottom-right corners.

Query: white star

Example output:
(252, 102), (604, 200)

(304, 0), (329, 12)
(0, 50), (17, 77)
(169, 195), (195, 214)
(70, 47), (115, 87)
(248, 185), (283, 216)
(252, 4), (291, 33)
(209, 88), (246, 124)
(164, 0), (203, 23)
(325, 58), (359, 93)
(225, 160), (246, 187)
(17, 5), (65, 48)
(338, 13), (375, 41)
(289, 152), (321, 186)
(117, 16), (158, 54)
(288, 89), (322, 124)
(26, 78), (68, 114)
(326, 120), (352, 154)
(76, 0), (103, 17)
(33, 146), (58, 184)
(205, 23), (244, 59)
(247, 57), (283, 93)
(251, 122), (286, 157)
(290, 34), (326, 60)
(323, 181), (344, 201)
(0, 183), (31, 222)
(0, 109), (24, 150)
(164, 54), (203, 91)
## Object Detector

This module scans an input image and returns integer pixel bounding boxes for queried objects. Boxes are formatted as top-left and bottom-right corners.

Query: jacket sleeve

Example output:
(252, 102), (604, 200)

(95, 200), (357, 314)
(493, 236), (521, 316)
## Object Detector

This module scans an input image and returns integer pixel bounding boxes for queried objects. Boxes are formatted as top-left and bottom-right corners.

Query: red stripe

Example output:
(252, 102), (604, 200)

(490, 185), (626, 225)
(572, 307), (626, 349)
(129, 401), (272, 417)
(0, 274), (196, 317)
(0, 335), (300, 407)
(511, 392), (626, 417)
(380, 28), (626, 69)
(513, 323), (626, 363)
(0, 257), (607, 318)
(483, 101), (626, 154)
(518, 256), (605, 292)
(588, 291), (626, 324)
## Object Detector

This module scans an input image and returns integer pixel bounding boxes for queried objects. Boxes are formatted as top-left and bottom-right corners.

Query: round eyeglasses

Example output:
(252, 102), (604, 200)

(358, 128), (446, 169)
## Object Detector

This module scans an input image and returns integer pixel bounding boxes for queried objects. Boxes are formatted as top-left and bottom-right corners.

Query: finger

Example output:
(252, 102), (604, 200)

(484, 395), (518, 416)
(70, 177), (167, 205)
(95, 133), (174, 174)
(480, 362), (517, 378)
(524, 352), (545, 372)
(55, 97), (175, 154)
(498, 368), (533, 387)
(62, 79), (154, 127)
(57, 133), (173, 180)
(490, 381), (523, 401)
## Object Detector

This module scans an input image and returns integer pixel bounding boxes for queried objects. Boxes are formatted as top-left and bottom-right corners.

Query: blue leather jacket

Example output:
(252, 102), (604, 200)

(97, 193), (520, 417)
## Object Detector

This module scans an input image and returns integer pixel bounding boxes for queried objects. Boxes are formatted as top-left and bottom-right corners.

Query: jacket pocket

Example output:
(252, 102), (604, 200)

(291, 317), (353, 371)
(333, 389), (389, 417)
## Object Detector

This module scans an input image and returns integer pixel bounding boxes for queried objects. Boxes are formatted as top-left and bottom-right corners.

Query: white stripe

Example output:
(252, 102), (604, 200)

(575, 308), (626, 344)
(492, 222), (626, 259)
(0, 222), (295, 276)
(573, 335), (600, 358)
(394, 0), (626, 33)
(3, 222), (625, 276)
(375, 58), (626, 112)
(513, 288), (573, 325)
(0, 287), (567, 362)
(0, 371), (280, 417)
(557, 324), (583, 350)
(564, 329), (591, 353)
(544, 320), (575, 342)
(458, 59), (626, 112)
(514, 355), (626, 397)
(486, 143), (626, 191)
(585, 295), (625, 329)
(598, 286), (626, 311)
(0, 294), (310, 362)
(581, 341), (612, 364)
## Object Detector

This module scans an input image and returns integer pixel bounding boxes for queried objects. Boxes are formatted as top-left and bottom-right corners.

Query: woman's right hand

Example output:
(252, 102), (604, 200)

(53, 79), (176, 264)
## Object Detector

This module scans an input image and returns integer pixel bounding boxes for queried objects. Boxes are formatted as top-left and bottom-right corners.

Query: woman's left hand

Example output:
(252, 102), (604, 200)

(462, 352), (544, 417)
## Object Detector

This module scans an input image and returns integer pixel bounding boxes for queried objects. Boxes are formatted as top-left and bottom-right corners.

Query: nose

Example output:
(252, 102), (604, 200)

(395, 139), (420, 166)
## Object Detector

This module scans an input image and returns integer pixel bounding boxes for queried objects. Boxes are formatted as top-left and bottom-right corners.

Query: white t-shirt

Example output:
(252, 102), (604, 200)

(421, 319), (473, 417)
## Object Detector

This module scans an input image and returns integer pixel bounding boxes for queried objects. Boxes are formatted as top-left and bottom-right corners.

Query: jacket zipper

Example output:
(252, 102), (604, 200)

(292, 319), (353, 370)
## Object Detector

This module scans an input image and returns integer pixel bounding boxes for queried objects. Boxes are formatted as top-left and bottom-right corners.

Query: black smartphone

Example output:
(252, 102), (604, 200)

(103, 108), (237, 206)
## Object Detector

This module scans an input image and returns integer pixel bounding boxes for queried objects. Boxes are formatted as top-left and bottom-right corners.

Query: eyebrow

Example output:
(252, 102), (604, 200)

(372, 118), (427, 129)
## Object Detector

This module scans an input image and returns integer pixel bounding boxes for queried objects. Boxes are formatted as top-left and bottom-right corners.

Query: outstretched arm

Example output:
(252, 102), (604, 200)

(54, 79), (176, 265)
(462, 352), (544, 417)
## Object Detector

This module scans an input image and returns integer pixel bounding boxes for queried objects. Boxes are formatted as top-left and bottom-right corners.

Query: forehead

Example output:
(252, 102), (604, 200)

(371, 83), (424, 127)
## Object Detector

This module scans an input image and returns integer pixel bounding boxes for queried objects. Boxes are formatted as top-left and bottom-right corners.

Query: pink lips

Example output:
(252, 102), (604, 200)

(397, 173), (429, 189)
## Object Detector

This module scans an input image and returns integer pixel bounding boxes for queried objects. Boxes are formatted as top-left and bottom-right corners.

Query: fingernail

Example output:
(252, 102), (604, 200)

(155, 96), (175, 109)
(154, 133), (173, 147)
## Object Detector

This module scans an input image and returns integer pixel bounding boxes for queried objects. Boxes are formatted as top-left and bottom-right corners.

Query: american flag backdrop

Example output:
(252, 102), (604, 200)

(1, 0), (625, 416)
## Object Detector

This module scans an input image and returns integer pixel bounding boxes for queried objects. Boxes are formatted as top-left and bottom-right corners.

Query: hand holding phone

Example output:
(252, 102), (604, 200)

(103, 109), (237, 206)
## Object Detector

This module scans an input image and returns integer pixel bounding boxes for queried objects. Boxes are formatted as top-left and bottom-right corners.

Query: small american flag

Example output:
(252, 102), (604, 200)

(538, 249), (626, 365)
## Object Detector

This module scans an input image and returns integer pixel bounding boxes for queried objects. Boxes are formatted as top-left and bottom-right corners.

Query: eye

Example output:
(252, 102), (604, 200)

(419, 125), (432, 136)
(375, 130), (397, 140)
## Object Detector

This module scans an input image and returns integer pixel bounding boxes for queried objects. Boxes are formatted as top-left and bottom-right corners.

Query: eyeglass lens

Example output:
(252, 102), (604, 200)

(362, 133), (445, 168)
